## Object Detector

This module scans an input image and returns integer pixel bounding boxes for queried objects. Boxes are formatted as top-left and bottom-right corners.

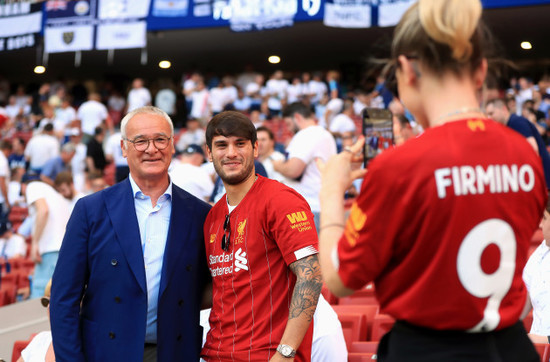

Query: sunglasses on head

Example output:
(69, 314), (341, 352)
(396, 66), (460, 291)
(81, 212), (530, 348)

(221, 214), (230, 252)
(41, 297), (50, 308)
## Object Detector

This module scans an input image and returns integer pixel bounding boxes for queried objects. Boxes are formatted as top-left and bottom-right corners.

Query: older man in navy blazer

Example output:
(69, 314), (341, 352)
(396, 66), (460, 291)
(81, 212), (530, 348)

(50, 106), (211, 361)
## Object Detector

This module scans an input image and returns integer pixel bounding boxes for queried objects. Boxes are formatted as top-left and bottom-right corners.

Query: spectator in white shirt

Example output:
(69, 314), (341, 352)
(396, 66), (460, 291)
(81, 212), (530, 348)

(126, 78), (152, 113)
(24, 123), (60, 174)
(77, 93), (110, 142)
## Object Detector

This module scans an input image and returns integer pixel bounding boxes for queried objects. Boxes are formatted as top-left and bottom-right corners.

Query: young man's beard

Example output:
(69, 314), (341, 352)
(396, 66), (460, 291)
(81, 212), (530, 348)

(214, 159), (255, 186)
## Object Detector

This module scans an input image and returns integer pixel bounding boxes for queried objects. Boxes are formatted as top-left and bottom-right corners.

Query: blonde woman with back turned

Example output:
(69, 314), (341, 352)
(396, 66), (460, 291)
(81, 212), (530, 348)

(317, 0), (547, 361)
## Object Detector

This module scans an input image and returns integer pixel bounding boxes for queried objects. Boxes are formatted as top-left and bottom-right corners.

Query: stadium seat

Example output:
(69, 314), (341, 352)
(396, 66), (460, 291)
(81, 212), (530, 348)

(338, 283), (377, 306)
(332, 304), (379, 340)
(0, 289), (8, 306)
(371, 314), (395, 342)
(336, 312), (368, 349)
(11, 337), (33, 362)
(348, 352), (377, 361)
(534, 343), (549, 362)
(350, 341), (379, 354)
(1, 272), (19, 304)
(8, 206), (28, 225)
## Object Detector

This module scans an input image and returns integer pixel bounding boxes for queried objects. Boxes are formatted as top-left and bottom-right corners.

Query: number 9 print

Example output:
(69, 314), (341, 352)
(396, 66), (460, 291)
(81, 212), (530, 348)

(457, 219), (516, 332)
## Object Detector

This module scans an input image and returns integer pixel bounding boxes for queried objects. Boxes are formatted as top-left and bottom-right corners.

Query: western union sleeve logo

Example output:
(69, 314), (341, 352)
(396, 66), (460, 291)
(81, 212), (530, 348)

(286, 211), (308, 224)
(286, 211), (313, 232)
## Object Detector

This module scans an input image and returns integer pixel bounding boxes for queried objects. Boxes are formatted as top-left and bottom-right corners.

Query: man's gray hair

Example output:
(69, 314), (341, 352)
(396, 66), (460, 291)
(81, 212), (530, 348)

(120, 106), (174, 149)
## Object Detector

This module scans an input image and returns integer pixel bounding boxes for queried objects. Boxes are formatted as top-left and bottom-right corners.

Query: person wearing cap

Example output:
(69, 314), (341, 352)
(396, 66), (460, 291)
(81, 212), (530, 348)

(40, 143), (76, 187)
(170, 144), (213, 201)
(21, 172), (71, 299)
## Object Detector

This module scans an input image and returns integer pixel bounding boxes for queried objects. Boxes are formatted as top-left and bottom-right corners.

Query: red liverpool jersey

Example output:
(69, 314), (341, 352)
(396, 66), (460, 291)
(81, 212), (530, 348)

(202, 176), (318, 361)
(337, 118), (547, 332)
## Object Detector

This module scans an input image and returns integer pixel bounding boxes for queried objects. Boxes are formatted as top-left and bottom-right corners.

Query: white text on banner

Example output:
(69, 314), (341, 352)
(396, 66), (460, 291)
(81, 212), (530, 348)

(323, 3), (371, 28)
(96, 21), (146, 50)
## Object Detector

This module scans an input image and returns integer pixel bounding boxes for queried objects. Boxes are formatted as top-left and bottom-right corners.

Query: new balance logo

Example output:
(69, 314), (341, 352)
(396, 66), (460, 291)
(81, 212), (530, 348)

(467, 119), (485, 132)
(234, 248), (248, 272)
(286, 211), (308, 224)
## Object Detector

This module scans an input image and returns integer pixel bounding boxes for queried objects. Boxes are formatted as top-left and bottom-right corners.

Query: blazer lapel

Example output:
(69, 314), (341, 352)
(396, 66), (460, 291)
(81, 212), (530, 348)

(159, 186), (193, 297)
(104, 180), (147, 294)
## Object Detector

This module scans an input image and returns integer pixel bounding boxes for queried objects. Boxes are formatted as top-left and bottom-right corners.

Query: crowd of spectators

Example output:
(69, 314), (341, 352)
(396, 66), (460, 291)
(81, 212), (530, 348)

(0, 67), (550, 358)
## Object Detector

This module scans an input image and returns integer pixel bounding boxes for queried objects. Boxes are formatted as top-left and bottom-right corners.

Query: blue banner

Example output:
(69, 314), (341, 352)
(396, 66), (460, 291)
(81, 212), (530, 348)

(147, 0), (550, 31)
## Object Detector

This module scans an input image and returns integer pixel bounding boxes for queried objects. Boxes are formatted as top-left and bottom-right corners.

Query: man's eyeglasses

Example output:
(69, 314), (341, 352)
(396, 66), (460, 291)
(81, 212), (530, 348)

(221, 214), (230, 252)
(41, 297), (50, 308)
(125, 136), (171, 152)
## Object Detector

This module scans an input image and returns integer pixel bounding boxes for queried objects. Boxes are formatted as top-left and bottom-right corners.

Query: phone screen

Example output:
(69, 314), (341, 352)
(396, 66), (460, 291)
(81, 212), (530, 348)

(362, 108), (393, 168)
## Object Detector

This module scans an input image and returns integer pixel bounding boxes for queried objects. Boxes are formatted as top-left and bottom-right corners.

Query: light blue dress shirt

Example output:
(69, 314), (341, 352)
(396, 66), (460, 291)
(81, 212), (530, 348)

(129, 175), (172, 343)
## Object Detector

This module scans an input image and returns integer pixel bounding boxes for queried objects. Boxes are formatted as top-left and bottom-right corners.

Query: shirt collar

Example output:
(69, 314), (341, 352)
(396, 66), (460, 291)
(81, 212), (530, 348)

(129, 173), (173, 201)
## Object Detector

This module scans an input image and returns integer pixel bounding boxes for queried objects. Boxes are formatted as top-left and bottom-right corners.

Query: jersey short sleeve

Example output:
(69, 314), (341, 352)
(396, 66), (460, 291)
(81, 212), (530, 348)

(266, 184), (318, 266)
(25, 182), (49, 206)
(286, 131), (314, 165)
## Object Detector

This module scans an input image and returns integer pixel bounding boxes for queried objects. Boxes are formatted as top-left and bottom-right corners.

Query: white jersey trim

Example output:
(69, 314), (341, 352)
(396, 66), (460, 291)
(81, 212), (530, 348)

(294, 245), (318, 260)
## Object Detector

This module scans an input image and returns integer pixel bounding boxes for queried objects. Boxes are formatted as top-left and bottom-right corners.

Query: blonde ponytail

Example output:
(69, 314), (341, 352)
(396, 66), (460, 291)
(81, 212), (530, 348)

(418, 0), (482, 63)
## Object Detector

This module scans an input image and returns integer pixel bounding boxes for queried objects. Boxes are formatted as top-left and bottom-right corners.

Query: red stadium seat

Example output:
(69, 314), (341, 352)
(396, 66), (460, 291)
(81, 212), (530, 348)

(0, 289), (8, 306)
(8, 206), (28, 225)
(350, 341), (378, 354)
(1, 272), (19, 305)
(11, 338), (33, 362)
(348, 352), (377, 361)
(534, 343), (549, 362)
(332, 304), (379, 340)
(336, 312), (368, 349)
(338, 283), (378, 306)
(371, 314), (395, 342)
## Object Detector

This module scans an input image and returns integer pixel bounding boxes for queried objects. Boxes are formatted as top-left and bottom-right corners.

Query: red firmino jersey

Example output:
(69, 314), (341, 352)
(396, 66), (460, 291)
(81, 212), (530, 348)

(338, 119), (547, 332)
(202, 176), (318, 361)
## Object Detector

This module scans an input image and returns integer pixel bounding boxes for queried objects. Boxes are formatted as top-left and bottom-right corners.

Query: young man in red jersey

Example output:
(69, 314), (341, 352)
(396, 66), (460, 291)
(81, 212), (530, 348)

(202, 111), (321, 361)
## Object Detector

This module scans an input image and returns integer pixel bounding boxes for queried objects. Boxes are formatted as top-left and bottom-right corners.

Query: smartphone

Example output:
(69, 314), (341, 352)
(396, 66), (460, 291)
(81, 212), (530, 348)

(362, 108), (393, 168)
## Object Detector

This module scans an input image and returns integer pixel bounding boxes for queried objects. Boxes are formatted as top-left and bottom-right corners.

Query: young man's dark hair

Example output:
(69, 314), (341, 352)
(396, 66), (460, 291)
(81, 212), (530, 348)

(256, 126), (274, 141)
(206, 111), (257, 149)
(282, 101), (313, 119)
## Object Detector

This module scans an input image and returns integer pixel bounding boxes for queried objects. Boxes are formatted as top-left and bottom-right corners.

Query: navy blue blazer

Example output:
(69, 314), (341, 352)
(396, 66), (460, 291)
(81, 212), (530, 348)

(50, 179), (211, 361)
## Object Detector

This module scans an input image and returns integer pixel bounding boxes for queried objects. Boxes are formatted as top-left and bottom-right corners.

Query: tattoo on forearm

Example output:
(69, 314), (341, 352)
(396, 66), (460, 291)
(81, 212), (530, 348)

(288, 254), (323, 322)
